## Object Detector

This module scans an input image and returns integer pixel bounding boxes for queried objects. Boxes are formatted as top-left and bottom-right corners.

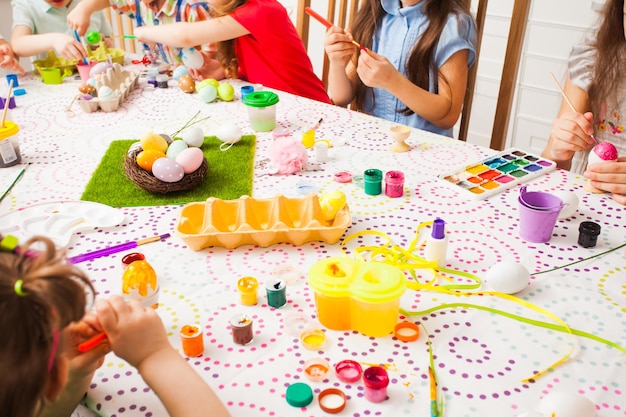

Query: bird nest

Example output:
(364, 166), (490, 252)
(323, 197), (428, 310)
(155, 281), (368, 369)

(124, 147), (208, 194)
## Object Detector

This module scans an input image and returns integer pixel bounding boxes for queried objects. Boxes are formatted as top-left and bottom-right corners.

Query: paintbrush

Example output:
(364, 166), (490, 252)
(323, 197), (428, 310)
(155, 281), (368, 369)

(0, 163), (26, 204)
(305, 7), (365, 51)
(73, 30), (89, 65)
(1, 79), (14, 128)
(67, 233), (171, 264)
(549, 72), (599, 144)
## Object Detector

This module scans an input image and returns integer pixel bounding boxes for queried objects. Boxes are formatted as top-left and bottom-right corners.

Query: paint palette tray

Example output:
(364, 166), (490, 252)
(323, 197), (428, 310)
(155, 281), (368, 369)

(175, 194), (351, 250)
(438, 148), (557, 200)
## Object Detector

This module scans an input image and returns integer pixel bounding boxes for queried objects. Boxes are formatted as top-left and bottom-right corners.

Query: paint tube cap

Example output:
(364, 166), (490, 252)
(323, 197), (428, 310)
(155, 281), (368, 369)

(432, 217), (446, 239)
(394, 321), (420, 342)
(318, 388), (347, 413)
(286, 382), (313, 407)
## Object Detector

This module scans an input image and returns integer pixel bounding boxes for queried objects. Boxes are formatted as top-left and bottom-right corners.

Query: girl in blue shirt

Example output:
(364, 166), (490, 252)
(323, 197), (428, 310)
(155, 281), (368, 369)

(324, 0), (477, 137)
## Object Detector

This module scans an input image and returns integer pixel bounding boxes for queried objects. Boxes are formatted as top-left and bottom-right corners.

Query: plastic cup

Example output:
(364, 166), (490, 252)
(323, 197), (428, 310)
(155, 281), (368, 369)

(6, 74), (18, 87)
(0, 121), (22, 168)
(76, 61), (97, 82)
(518, 194), (562, 243)
(243, 91), (279, 132)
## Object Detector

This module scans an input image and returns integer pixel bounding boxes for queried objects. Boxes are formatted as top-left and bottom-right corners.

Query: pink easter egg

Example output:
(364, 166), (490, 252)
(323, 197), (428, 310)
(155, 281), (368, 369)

(152, 158), (184, 182)
(175, 147), (204, 174)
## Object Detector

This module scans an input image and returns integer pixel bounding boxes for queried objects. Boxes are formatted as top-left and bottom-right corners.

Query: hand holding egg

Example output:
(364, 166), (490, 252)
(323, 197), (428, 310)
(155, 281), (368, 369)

(584, 141), (619, 194)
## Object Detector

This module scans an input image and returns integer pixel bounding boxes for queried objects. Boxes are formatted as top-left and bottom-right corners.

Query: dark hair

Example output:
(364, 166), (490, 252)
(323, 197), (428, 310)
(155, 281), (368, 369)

(211, 0), (247, 78)
(350, 0), (471, 115)
(588, 0), (626, 118)
(0, 237), (94, 417)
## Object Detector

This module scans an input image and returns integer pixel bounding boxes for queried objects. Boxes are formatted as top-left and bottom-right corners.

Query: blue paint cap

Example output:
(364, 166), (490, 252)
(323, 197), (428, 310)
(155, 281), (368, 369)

(432, 217), (446, 239)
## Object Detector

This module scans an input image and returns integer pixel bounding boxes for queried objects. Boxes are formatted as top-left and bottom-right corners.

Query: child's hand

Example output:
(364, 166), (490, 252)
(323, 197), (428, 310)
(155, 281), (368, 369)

(584, 157), (626, 203)
(67, 4), (93, 36)
(52, 33), (88, 60)
(0, 43), (25, 75)
(63, 313), (108, 378)
(547, 111), (595, 163)
(188, 51), (226, 81)
(95, 295), (172, 368)
(356, 49), (399, 90)
(323, 26), (357, 67)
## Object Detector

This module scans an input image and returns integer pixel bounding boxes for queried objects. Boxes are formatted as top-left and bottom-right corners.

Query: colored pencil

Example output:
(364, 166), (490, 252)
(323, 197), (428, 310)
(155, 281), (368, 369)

(67, 233), (170, 264)
(549, 72), (598, 144)
(304, 7), (364, 50)
(77, 332), (108, 352)
(429, 367), (439, 417)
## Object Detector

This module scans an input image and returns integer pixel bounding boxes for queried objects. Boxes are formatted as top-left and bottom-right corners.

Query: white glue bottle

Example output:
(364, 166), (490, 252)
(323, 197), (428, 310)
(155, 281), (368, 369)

(425, 217), (448, 266)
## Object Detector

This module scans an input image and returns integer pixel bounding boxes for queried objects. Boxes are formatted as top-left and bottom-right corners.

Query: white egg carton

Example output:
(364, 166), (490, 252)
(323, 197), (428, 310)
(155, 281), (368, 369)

(77, 63), (140, 113)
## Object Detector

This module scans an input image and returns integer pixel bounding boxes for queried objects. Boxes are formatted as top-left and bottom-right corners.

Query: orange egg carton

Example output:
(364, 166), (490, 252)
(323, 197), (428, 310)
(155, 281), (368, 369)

(175, 194), (351, 250)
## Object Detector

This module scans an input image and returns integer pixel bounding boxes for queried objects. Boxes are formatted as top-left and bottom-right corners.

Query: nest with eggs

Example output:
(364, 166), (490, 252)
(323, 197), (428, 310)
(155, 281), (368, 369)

(124, 146), (208, 194)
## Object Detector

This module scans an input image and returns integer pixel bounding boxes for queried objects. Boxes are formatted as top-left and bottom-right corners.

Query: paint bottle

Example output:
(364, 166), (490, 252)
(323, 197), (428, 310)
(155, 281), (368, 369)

(363, 366), (389, 403)
(265, 278), (287, 308)
(363, 168), (383, 195)
(229, 314), (254, 345)
(156, 74), (169, 88)
(237, 276), (258, 305)
(384, 170), (404, 198)
(578, 221), (601, 248)
(424, 217), (448, 266)
(180, 324), (204, 357)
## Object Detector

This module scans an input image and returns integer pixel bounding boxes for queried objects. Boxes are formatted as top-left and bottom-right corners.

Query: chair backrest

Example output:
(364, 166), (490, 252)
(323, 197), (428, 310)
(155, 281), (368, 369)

(296, 0), (361, 88)
(459, 0), (531, 149)
(104, 8), (137, 54)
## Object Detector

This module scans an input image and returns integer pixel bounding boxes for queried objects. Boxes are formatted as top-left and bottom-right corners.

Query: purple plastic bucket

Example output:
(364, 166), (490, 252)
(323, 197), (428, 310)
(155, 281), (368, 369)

(518, 187), (563, 243)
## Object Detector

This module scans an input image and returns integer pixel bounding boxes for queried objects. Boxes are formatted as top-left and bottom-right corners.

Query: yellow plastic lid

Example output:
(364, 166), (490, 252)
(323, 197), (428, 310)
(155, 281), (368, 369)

(0, 121), (19, 140)
(307, 257), (359, 297)
(350, 262), (406, 303)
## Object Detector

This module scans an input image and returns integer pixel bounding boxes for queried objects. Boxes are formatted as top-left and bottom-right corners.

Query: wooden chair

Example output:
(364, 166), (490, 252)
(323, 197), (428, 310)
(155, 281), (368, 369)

(104, 8), (137, 53)
(459, 0), (531, 150)
(296, 0), (361, 88)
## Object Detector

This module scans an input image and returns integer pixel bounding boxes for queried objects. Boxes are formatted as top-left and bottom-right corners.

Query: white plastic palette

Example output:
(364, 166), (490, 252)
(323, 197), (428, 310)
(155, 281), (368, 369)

(0, 201), (125, 247)
(438, 148), (557, 200)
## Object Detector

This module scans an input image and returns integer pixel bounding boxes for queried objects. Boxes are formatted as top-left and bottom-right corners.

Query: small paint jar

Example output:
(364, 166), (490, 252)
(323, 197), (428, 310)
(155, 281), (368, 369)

(578, 221), (601, 248)
(363, 366), (389, 403)
(229, 314), (254, 345)
(156, 74), (168, 88)
(265, 278), (287, 308)
(385, 170), (404, 198)
(314, 141), (329, 162)
(318, 388), (347, 414)
(237, 276), (258, 306)
(363, 168), (383, 195)
(240, 85), (254, 101)
(300, 328), (326, 350)
(303, 357), (330, 382)
(335, 359), (362, 383)
(0, 121), (22, 168)
(180, 324), (204, 357)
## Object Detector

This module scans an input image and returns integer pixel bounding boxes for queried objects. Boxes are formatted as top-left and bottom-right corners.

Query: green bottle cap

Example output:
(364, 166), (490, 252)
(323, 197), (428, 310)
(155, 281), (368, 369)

(286, 382), (313, 407)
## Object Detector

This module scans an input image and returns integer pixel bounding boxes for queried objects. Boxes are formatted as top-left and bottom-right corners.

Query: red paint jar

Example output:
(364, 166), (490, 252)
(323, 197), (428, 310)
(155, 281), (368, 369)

(385, 170), (405, 198)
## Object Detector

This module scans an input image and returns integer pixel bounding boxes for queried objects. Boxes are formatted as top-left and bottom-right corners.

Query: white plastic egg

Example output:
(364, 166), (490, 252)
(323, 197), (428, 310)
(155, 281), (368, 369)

(166, 140), (188, 159)
(151, 158), (184, 183)
(485, 261), (530, 294)
(181, 127), (204, 148)
(181, 48), (204, 70)
(175, 147), (204, 174)
(215, 124), (242, 144)
(536, 392), (597, 417)
(172, 65), (190, 81)
(551, 190), (579, 219)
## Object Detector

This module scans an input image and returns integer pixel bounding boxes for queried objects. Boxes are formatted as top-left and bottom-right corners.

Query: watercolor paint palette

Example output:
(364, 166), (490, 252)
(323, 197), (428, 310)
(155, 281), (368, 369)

(439, 148), (557, 200)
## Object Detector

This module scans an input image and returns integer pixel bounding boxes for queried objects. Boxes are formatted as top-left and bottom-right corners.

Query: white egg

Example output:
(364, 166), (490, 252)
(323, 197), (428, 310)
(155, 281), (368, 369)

(485, 261), (529, 294)
(181, 48), (204, 70)
(181, 127), (204, 147)
(587, 150), (605, 165)
(536, 392), (597, 417)
(98, 86), (114, 100)
(215, 124), (242, 144)
(551, 190), (579, 219)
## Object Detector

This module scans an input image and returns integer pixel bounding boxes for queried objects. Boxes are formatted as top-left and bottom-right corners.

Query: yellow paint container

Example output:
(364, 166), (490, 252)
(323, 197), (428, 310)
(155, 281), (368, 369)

(237, 276), (258, 305)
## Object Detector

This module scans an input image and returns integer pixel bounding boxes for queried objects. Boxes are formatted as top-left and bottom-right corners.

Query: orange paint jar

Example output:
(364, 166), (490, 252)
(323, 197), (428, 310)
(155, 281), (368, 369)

(180, 325), (204, 357)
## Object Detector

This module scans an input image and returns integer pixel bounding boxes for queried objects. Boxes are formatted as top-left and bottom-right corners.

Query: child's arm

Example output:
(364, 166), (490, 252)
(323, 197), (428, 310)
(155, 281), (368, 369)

(134, 16), (249, 48)
(357, 49), (470, 130)
(96, 296), (232, 417)
(11, 25), (87, 60)
(67, 0), (112, 36)
(324, 26), (359, 106)
(0, 39), (25, 75)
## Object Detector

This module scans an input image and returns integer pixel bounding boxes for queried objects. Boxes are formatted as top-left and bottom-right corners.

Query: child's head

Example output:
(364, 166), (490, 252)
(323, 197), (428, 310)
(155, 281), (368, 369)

(45, 0), (73, 8)
(0, 236), (94, 417)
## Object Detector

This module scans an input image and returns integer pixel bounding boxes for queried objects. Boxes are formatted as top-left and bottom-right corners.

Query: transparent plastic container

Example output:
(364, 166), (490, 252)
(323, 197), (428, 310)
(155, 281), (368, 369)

(0, 121), (22, 168)
(243, 91), (279, 132)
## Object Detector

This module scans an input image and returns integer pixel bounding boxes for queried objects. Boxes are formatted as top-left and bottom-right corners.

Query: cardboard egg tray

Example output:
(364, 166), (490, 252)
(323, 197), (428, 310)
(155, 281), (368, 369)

(33, 45), (125, 77)
(175, 194), (351, 250)
(78, 63), (140, 113)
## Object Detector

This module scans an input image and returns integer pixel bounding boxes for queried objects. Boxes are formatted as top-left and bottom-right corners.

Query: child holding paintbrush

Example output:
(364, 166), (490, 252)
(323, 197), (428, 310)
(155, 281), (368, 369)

(322, 0), (476, 137)
(11, 0), (113, 61)
(0, 235), (232, 417)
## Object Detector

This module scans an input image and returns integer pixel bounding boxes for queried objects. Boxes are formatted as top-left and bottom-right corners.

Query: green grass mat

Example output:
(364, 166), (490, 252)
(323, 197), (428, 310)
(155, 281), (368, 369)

(81, 136), (255, 207)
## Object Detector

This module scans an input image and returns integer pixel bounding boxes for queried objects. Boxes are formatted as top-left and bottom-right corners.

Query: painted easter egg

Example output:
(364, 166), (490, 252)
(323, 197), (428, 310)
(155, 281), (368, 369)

(166, 140), (189, 159)
(181, 127), (204, 147)
(97, 86), (115, 100)
(181, 48), (204, 69)
(178, 75), (195, 93)
(78, 83), (96, 95)
(172, 65), (190, 81)
(485, 261), (529, 294)
(152, 158), (185, 182)
(197, 84), (217, 103)
(136, 149), (166, 172)
(175, 147), (204, 174)
(90, 62), (113, 78)
(140, 132), (169, 153)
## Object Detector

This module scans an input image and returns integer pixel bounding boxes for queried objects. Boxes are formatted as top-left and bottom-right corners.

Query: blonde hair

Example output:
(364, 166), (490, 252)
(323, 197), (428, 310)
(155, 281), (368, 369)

(0, 236), (94, 417)
(211, 0), (247, 78)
